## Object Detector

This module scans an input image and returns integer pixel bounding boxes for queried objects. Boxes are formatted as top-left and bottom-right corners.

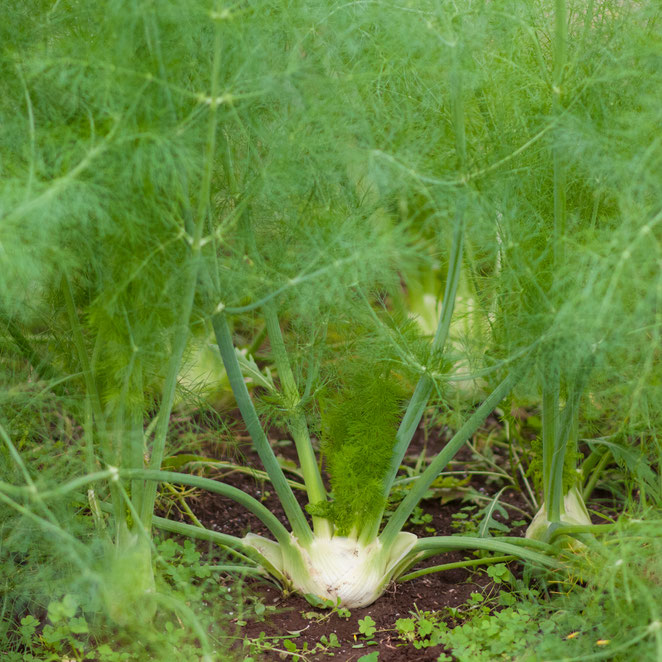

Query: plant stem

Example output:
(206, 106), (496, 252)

(152, 515), (249, 552)
(140, 18), (223, 531)
(398, 554), (515, 583)
(548, 522), (615, 541)
(73, 488), (253, 565)
(582, 448), (612, 501)
(552, 0), (567, 264)
(126, 371), (146, 519)
(127, 468), (293, 547)
(543, 0), (569, 520)
(212, 313), (313, 545)
(172, 458), (307, 490)
(367, 25), (469, 542)
(63, 274), (126, 536)
(139, 270), (199, 532)
(379, 371), (519, 549)
(151, 516), (284, 581)
(263, 303), (330, 537)
(408, 535), (558, 569)
(541, 368), (560, 511)
(369, 214), (464, 543)
(548, 382), (583, 522)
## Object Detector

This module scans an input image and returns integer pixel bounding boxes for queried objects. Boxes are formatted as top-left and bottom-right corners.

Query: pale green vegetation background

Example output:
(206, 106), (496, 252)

(1, 0), (662, 660)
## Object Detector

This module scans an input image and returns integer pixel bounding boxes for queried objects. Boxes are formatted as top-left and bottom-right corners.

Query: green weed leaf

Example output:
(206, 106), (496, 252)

(358, 616), (377, 639)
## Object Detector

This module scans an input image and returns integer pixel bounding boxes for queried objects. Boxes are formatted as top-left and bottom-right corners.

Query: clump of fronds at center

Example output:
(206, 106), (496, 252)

(315, 361), (408, 536)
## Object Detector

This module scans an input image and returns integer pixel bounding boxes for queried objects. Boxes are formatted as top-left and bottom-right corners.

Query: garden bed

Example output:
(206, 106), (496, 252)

(161, 414), (531, 661)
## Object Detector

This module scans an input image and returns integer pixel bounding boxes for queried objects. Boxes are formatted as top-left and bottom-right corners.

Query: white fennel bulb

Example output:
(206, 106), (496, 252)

(244, 531), (417, 608)
(526, 486), (592, 542)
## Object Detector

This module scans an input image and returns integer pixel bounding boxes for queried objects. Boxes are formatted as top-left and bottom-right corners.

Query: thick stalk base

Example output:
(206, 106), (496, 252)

(244, 531), (417, 608)
(526, 487), (592, 545)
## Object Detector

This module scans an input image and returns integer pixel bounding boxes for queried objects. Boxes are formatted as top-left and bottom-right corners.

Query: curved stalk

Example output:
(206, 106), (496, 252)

(14, 470), (119, 500)
(150, 516), (271, 567)
(25, 463), (292, 548)
(379, 371), (519, 550)
(140, 12), (226, 532)
(547, 522), (615, 542)
(161, 453), (306, 492)
(127, 393), (146, 519)
(152, 521), (254, 566)
(364, 216), (464, 544)
(398, 554), (515, 583)
(417, 534), (555, 557)
(72, 489), (255, 566)
(167, 457), (307, 491)
(541, 367), (560, 513)
(212, 313), (313, 544)
(263, 303), (330, 537)
(582, 448), (611, 501)
(126, 468), (294, 548)
(408, 536), (558, 568)
(62, 274), (122, 528)
(366, 28), (469, 543)
(137, 223), (202, 532)
(6, 462), (296, 570)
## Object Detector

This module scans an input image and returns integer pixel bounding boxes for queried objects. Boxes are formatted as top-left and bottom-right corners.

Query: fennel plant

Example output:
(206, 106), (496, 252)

(480, 0), (662, 543)
(1, 0), (661, 623)
(0, 0), (554, 612)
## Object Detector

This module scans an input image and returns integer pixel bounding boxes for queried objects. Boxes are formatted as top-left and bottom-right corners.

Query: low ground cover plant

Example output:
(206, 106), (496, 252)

(1, 0), (661, 659)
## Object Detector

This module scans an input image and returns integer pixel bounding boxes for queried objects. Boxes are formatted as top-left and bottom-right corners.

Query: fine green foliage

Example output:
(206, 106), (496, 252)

(1, 0), (662, 653)
(315, 356), (408, 535)
(479, 0), (662, 431)
(0, 538), (236, 661)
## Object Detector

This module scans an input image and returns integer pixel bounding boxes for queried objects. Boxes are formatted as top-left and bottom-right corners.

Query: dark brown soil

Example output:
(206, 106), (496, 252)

(161, 411), (534, 661)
